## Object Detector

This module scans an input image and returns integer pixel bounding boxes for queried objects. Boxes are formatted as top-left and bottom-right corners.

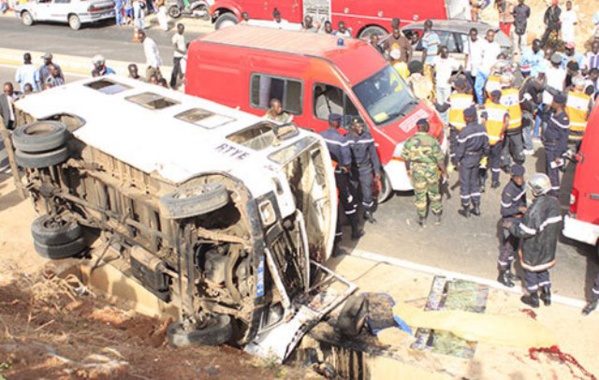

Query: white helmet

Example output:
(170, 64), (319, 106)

(92, 54), (105, 65)
(528, 173), (552, 197)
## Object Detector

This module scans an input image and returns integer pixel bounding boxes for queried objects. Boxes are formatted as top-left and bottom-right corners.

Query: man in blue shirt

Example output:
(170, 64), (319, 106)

(14, 53), (40, 92)
(421, 19), (440, 66)
(520, 39), (545, 78)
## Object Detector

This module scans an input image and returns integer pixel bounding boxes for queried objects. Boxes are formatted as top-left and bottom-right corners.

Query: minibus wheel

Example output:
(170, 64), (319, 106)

(34, 237), (86, 260)
(160, 183), (229, 219)
(167, 315), (233, 347)
(12, 121), (68, 153)
(15, 146), (69, 169)
(31, 215), (83, 246)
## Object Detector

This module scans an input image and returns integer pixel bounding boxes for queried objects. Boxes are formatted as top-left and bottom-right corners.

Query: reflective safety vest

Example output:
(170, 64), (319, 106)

(500, 88), (522, 131)
(485, 75), (502, 98)
(484, 100), (508, 146)
(448, 93), (474, 130)
(565, 91), (591, 141)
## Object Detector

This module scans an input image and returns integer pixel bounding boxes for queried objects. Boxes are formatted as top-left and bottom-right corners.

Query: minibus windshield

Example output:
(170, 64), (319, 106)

(353, 66), (418, 126)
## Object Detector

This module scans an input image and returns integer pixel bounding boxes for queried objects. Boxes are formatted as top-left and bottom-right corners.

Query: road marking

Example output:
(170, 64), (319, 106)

(350, 248), (587, 308)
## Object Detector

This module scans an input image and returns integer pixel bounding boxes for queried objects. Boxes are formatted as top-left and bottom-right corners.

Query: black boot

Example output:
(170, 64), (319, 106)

(349, 215), (364, 240)
(540, 286), (551, 306)
(471, 204), (481, 216)
(521, 291), (540, 308)
(458, 206), (470, 218)
(364, 210), (376, 224)
(582, 299), (598, 316)
(491, 180), (501, 189)
(417, 214), (426, 227)
(498, 270), (515, 287)
(433, 211), (442, 226)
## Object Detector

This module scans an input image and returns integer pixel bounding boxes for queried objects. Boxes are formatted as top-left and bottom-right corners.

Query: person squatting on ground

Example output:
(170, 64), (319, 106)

(481, 90), (509, 190)
(320, 113), (364, 250)
(497, 164), (527, 287)
(347, 117), (381, 224)
(456, 105), (490, 218)
(505, 173), (561, 308)
(401, 118), (448, 227)
(542, 92), (570, 197)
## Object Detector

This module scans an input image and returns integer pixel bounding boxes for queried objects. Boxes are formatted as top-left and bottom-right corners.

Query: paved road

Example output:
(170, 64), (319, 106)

(1, 23), (597, 302)
(0, 16), (208, 66)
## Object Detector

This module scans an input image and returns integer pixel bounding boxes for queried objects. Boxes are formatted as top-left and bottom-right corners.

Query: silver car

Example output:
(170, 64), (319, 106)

(16, 0), (115, 30)
(396, 20), (514, 67)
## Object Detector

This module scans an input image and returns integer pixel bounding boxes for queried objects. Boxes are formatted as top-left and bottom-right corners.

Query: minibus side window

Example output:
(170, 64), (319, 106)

(313, 83), (359, 128)
(250, 74), (303, 115)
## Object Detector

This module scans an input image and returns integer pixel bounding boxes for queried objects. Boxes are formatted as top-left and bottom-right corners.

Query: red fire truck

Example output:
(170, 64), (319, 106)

(210, 0), (471, 37)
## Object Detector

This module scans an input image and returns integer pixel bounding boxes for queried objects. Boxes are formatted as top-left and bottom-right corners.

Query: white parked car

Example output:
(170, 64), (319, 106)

(15, 0), (115, 30)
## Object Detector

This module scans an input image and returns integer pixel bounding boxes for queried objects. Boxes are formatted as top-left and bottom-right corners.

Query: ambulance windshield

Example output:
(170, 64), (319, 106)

(353, 66), (417, 126)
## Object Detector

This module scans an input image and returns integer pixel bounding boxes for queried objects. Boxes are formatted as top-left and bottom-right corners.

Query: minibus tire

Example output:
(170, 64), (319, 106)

(34, 237), (86, 260)
(160, 183), (229, 219)
(167, 315), (232, 347)
(31, 215), (82, 246)
(15, 146), (69, 169)
(12, 121), (68, 153)
(214, 13), (238, 30)
(335, 295), (368, 337)
(377, 171), (393, 203)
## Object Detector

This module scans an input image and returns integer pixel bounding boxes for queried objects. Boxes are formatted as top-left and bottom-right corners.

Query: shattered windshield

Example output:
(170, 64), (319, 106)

(352, 66), (417, 126)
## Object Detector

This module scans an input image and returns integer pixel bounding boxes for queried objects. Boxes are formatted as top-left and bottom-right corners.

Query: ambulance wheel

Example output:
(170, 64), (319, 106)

(12, 121), (68, 153)
(358, 25), (387, 39)
(377, 171), (393, 203)
(160, 183), (229, 219)
(167, 315), (232, 347)
(15, 146), (69, 169)
(214, 13), (237, 30)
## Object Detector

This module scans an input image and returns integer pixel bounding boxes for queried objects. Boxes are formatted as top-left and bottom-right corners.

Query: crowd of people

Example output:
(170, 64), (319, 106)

(2, 0), (598, 315)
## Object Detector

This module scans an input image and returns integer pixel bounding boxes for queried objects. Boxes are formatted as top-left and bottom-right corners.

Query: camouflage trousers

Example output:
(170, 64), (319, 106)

(412, 163), (442, 218)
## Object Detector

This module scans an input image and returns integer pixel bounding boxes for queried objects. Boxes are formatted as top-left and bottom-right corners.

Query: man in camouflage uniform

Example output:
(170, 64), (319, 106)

(401, 118), (448, 227)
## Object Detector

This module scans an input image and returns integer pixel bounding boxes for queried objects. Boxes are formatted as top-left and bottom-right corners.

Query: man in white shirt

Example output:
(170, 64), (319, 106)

(139, 31), (163, 81)
(14, 52), (40, 92)
(474, 29), (502, 105)
(543, 53), (566, 106)
(464, 27), (483, 99)
(170, 23), (186, 90)
(0, 82), (21, 130)
(560, 0), (578, 44)
(433, 46), (460, 103)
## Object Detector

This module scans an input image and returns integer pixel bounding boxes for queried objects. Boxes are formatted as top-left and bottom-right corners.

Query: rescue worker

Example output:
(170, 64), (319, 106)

(347, 117), (381, 224)
(456, 106), (490, 217)
(320, 113), (364, 247)
(436, 77), (474, 170)
(542, 92), (569, 197)
(481, 90), (509, 190)
(582, 273), (599, 315)
(499, 73), (525, 170)
(565, 75), (592, 151)
(497, 164), (527, 287)
(504, 173), (561, 308)
(400, 118), (448, 227)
